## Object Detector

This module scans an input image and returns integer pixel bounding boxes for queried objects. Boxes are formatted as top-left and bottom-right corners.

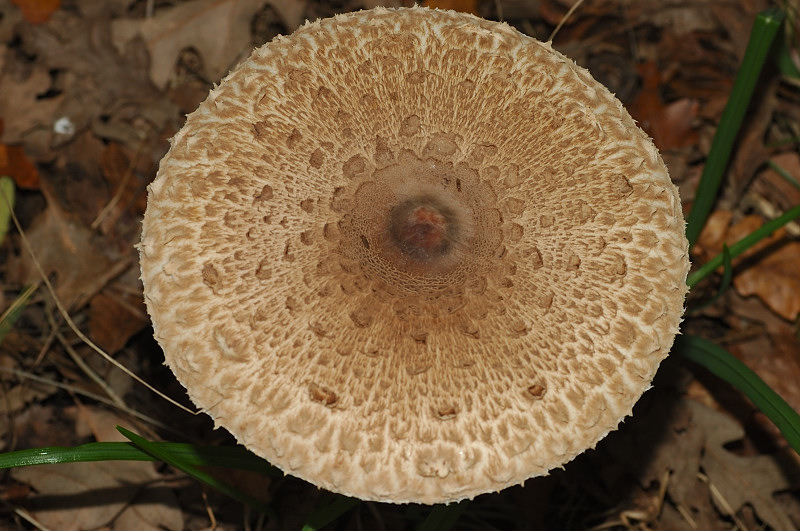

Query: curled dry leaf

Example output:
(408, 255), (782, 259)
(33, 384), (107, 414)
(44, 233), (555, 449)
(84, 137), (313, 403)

(0, 61), (64, 145)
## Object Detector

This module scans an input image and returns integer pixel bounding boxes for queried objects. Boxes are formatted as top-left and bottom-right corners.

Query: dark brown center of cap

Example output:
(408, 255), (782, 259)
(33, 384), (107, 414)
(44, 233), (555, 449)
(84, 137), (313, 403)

(389, 197), (454, 261)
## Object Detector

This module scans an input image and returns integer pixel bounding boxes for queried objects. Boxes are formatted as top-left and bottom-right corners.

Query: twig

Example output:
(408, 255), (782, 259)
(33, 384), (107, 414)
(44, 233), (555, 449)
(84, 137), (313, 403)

(549, 0), (588, 42)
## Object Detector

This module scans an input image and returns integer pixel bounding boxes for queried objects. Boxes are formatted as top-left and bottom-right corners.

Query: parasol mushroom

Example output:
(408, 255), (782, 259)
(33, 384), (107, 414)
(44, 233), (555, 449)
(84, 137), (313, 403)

(139, 7), (690, 504)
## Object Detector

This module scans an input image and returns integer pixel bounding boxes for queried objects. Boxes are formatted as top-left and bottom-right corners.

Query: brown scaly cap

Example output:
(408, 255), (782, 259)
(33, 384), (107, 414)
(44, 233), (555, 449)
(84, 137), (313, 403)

(139, 6), (689, 504)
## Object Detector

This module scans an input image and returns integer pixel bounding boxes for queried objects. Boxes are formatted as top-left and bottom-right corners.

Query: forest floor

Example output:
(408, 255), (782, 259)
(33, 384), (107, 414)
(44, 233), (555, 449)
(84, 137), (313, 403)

(1, 0), (799, 529)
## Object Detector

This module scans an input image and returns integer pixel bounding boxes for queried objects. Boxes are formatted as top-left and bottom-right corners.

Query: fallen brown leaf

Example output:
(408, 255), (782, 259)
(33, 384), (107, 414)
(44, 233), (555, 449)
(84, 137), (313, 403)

(628, 62), (699, 151)
(9, 0), (60, 24)
(0, 143), (40, 190)
(692, 400), (798, 531)
(0, 60), (64, 145)
(693, 209), (733, 262)
(12, 196), (115, 311)
(89, 291), (148, 355)
(734, 240), (800, 321)
(13, 460), (182, 531)
(755, 152), (800, 212)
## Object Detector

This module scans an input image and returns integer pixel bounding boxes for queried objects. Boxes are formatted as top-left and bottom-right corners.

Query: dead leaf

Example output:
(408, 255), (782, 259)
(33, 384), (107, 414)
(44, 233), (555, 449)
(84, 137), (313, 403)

(13, 460), (180, 531)
(89, 291), (148, 355)
(111, 0), (307, 89)
(0, 381), (52, 417)
(0, 143), (40, 190)
(629, 397), (800, 529)
(755, 152), (800, 212)
(734, 241), (800, 321)
(693, 209), (733, 262)
(113, 487), (184, 531)
(691, 400), (798, 531)
(72, 405), (131, 442)
(12, 195), (115, 311)
(0, 60), (64, 145)
(12, 406), (183, 531)
(16, 11), (176, 153)
(628, 62), (699, 151)
(9, 0), (60, 24)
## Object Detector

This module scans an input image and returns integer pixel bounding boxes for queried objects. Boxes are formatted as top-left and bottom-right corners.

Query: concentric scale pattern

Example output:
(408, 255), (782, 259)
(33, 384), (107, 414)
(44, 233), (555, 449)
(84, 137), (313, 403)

(139, 7), (690, 503)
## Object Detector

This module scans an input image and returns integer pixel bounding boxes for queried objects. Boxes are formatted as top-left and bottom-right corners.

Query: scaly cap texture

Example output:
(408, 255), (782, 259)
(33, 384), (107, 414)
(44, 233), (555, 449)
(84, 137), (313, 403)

(140, 6), (690, 504)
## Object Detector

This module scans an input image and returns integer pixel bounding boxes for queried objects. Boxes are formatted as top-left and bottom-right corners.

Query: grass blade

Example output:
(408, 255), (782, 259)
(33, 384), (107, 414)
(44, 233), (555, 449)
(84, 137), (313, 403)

(0, 284), (38, 344)
(684, 7), (785, 247)
(0, 176), (15, 244)
(117, 427), (277, 517)
(687, 203), (800, 288)
(0, 440), (280, 476)
(418, 500), (469, 531)
(301, 494), (360, 531)
(674, 334), (800, 454)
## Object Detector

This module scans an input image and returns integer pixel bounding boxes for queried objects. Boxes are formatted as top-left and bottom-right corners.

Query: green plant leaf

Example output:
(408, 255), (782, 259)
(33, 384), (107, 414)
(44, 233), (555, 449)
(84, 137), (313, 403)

(674, 334), (800, 455)
(116, 427), (277, 518)
(687, 203), (800, 288)
(685, 7), (785, 248)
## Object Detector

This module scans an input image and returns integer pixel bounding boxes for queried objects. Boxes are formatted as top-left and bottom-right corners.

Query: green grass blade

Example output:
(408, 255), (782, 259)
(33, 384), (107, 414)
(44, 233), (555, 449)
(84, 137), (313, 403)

(687, 203), (800, 288)
(418, 500), (469, 531)
(0, 176), (15, 244)
(674, 334), (800, 454)
(684, 7), (785, 248)
(0, 284), (38, 344)
(0, 440), (280, 476)
(301, 495), (360, 531)
(117, 427), (277, 517)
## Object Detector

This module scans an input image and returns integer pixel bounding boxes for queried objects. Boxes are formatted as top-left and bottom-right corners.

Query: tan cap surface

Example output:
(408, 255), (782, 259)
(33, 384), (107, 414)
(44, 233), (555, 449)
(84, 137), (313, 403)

(139, 6), (690, 504)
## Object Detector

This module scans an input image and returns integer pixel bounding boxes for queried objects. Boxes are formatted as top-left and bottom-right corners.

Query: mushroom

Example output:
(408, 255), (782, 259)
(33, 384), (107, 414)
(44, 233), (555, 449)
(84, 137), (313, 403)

(139, 7), (689, 504)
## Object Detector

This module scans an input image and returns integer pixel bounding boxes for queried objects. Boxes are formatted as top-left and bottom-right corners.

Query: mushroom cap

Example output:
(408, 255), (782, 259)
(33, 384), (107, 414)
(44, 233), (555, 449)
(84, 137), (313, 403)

(139, 7), (689, 504)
